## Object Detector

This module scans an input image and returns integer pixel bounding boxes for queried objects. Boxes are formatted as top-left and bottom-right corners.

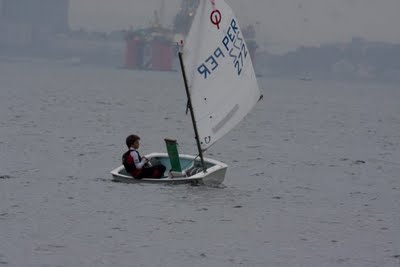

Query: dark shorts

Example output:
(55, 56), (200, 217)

(135, 164), (166, 179)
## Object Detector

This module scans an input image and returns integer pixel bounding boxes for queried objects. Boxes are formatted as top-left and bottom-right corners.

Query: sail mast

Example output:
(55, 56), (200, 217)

(178, 51), (206, 172)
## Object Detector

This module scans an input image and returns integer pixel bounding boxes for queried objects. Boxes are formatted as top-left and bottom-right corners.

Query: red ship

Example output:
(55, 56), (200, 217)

(124, 0), (257, 71)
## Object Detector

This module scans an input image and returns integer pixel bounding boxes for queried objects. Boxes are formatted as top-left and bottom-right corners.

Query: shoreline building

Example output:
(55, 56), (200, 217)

(0, 0), (69, 47)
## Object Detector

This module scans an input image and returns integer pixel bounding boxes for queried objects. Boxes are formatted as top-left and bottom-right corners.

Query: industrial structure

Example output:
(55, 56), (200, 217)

(124, 8), (174, 71)
(124, 0), (257, 71)
(173, 0), (199, 37)
(0, 0), (256, 70)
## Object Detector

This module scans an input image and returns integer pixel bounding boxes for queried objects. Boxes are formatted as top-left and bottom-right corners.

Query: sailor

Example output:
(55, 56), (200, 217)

(123, 134), (166, 179)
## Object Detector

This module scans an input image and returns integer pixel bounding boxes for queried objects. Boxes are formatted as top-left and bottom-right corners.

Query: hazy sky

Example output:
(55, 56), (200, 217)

(69, 0), (400, 52)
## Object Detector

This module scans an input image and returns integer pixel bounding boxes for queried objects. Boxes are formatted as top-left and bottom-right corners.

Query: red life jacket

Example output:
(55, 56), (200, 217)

(122, 149), (142, 177)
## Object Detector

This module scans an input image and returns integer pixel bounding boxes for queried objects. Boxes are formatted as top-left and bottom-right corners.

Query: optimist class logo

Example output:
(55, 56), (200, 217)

(209, 0), (222, 29)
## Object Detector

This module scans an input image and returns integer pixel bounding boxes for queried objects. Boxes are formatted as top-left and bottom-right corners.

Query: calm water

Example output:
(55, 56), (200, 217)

(0, 60), (399, 266)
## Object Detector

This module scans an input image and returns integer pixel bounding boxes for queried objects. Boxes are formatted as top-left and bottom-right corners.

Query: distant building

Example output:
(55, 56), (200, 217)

(0, 0), (69, 47)
(1, 0), (69, 32)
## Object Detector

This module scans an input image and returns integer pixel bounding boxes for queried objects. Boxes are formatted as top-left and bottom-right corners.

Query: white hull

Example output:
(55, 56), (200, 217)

(110, 152), (227, 185)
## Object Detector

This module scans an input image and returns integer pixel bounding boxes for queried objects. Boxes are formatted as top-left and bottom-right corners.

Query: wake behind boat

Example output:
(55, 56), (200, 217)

(111, 0), (262, 185)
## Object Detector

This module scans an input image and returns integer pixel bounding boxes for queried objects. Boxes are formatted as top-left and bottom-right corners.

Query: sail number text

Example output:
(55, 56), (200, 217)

(197, 18), (248, 79)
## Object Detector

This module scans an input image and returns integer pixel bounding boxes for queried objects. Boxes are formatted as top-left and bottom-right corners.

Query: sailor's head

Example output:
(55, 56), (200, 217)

(126, 134), (140, 148)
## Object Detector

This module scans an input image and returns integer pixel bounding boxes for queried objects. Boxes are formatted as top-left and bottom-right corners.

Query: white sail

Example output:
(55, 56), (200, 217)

(182, 0), (261, 151)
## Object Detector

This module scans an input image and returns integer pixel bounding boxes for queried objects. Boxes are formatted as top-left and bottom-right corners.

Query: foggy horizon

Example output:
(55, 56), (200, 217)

(69, 0), (400, 52)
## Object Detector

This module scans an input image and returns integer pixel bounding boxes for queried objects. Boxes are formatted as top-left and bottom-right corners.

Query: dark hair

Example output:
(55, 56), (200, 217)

(126, 134), (140, 148)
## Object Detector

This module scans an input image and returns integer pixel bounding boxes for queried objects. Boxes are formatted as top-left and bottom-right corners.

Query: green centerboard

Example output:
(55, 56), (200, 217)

(164, 138), (182, 172)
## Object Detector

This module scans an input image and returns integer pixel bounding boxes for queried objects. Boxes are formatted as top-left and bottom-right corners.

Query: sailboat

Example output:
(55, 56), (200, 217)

(111, 0), (262, 185)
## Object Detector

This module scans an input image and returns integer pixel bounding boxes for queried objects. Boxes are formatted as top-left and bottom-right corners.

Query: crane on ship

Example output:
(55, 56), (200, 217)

(173, 0), (200, 36)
